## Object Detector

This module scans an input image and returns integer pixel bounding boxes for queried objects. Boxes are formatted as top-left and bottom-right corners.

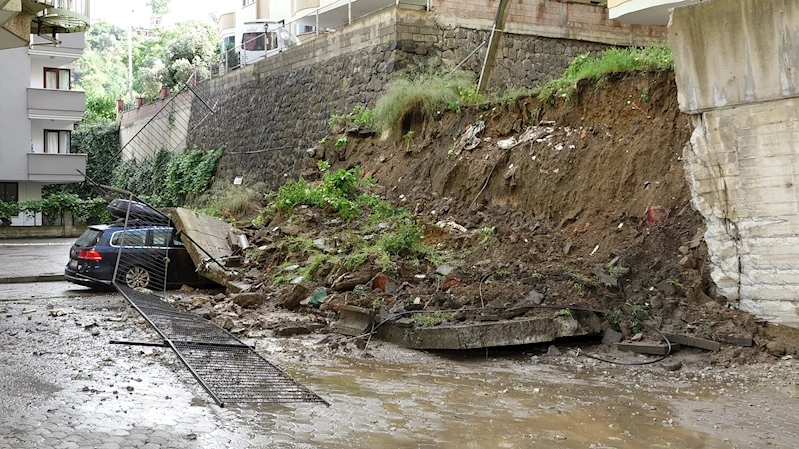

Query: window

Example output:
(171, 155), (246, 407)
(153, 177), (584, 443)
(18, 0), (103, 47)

(243, 0), (255, 6)
(242, 32), (265, 51)
(0, 182), (18, 203)
(44, 130), (71, 154)
(44, 68), (71, 90)
(111, 230), (147, 247)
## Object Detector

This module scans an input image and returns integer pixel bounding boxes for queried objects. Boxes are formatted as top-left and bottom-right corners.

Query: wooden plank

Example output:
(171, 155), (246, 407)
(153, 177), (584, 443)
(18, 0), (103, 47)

(616, 342), (680, 356)
(663, 332), (721, 351)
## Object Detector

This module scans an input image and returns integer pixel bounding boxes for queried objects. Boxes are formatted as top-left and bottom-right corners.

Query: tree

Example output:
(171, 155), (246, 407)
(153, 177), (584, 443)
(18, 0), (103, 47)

(147, 0), (171, 16)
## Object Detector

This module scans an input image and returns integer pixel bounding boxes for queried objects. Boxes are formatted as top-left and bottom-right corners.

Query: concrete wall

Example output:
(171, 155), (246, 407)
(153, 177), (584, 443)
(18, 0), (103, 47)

(119, 91), (193, 160)
(671, 0), (799, 327)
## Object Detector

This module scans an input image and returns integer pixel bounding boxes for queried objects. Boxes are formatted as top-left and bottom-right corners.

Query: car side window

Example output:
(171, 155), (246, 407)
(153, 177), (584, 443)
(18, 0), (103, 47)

(151, 229), (171, 247)
(111, 230), (147, 246)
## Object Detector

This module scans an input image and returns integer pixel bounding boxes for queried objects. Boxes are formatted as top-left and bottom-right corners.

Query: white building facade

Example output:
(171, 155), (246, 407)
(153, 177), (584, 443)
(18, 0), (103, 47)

(0, 30), (88, 226)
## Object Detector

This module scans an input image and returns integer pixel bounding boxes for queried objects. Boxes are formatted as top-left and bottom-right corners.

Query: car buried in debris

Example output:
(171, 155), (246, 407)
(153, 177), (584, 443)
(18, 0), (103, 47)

(64, 223), (208, 290)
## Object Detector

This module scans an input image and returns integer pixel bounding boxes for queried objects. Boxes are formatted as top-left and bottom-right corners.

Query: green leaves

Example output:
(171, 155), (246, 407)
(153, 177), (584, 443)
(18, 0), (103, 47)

(111, 146), (223, 207)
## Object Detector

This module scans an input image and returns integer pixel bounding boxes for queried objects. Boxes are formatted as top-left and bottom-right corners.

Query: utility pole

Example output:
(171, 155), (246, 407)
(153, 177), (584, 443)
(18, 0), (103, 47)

(128, 10), (134, 105)
(477, 0), (512, 94)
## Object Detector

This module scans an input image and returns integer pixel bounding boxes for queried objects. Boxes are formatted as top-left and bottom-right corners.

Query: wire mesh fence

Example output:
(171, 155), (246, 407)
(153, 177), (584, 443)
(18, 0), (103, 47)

(89, 78), (216, 296)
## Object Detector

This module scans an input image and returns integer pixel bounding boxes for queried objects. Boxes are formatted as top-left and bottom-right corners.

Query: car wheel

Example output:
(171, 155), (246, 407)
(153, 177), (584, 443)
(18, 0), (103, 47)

(125, 266), (151, 289)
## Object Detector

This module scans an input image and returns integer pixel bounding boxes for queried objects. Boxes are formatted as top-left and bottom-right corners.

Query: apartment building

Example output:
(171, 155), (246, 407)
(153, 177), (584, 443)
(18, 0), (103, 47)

(0, 14), (89, 226)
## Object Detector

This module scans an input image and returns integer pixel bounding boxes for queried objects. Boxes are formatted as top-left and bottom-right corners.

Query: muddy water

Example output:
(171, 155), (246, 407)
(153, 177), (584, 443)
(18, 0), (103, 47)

(230, 341), (734, 449)
(3, 283), (795, 449)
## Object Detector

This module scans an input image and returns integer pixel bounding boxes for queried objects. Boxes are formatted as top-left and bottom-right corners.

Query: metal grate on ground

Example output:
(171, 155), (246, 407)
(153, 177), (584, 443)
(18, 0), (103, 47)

(117, 285), (328, 407)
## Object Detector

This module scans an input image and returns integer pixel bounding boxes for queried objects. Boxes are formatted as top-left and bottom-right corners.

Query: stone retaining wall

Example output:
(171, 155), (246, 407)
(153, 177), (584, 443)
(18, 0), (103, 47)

(185, 8), (613, 187)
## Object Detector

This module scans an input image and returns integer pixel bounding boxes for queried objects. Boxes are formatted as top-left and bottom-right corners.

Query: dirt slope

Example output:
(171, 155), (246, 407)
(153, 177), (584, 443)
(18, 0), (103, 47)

(303, 73), (791, 363)
(191, 73), (796, 365)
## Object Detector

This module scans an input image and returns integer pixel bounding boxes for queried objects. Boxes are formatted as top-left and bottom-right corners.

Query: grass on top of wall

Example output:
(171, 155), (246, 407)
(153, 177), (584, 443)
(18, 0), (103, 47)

(533, 43), (674, 104)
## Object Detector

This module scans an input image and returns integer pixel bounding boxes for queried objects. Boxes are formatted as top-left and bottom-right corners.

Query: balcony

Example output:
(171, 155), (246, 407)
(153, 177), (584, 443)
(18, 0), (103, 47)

(27, 87), (85, 121)
(28, 152), (86, 182)
(608, 0), (700, 25)
(23, 0), (90, 35)
(1, 0), (89, 50)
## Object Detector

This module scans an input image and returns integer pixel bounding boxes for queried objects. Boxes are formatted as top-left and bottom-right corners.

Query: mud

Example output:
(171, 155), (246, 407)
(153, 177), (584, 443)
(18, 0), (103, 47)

(2, 283), (798, 448)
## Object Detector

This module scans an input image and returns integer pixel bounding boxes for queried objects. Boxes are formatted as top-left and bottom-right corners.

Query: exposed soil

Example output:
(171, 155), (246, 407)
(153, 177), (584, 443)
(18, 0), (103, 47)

(193, 73), (797, 366)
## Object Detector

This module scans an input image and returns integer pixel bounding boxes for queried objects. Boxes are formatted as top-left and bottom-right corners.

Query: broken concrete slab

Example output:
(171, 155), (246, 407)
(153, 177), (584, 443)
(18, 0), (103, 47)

(331, 305), (375, 337)
(662, 332), (721, 351)
(170, 208), (234, 289)
(380, 316), (591, 350)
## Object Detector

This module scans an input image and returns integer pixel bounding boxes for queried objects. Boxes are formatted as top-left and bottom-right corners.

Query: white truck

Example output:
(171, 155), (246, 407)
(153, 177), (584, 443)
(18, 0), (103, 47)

(239, 20), (301, 66)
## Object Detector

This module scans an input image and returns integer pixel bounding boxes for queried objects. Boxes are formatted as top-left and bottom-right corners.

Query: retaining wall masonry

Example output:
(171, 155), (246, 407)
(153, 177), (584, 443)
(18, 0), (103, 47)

(185, 8), (611, 188)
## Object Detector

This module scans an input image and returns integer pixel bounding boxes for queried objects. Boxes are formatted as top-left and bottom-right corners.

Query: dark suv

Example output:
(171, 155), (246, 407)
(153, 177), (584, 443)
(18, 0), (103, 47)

(65, 224), (204, 290)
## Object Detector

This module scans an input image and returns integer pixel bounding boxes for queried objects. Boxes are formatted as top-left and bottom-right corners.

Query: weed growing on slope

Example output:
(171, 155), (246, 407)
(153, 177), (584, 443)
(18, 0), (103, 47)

(373, 66), (480, 136)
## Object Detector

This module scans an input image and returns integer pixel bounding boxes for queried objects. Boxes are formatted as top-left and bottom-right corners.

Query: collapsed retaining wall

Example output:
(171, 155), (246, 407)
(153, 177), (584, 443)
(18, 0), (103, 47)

(671, 0), (799, 327)
(185, 7), (648, 187)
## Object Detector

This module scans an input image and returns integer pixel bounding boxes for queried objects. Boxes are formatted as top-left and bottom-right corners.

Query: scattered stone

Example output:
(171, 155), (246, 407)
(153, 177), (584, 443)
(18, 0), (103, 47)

(546, 345), (561, 356)
(278, 284), (310, 310)
(766, 341), (787, 356)
(281, 224), (301, 236)
(185, 434), (197, 441)
(689, 230), (704, 249)
(332, 271), (376, 292)
(525, 290), (544, 305)
(592, 265), (618, 287)
(602, 328), (623, 345)
(49, 310), (65, 317)
(678, 255), (697, 269)
(436, 264), (454, 276)
(371, 273), (389, 291)
(663, 332), (721, 351)
(474, 259), (492, 266)
(662, 361), (683, 372)
(126, 386), (134, 392)
(656, 280), (680, 297)
(442, 277), (461, 291)
(649, 296), (663, 310)
(618, 321), (632, 340)
(226, 281), (252, 293)
(631, 332), (644, 342)
(191, 297), (209, 307)
(232, 293), (264, 309)
(313, 238), (335, 253)
(563, 240), (572, 255)
(212, 293), (226, 302)
(678, 245), (690, 255)
(274, 324), (313, 337)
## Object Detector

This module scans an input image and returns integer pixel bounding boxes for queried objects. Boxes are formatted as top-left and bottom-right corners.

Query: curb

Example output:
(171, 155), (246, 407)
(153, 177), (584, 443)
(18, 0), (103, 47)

(0, 274), (64, 284)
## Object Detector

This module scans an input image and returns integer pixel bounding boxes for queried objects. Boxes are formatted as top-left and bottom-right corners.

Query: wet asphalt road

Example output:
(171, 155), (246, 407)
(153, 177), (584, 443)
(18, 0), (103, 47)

(1, 282), (798, 448)
(0, 238), (75, 281)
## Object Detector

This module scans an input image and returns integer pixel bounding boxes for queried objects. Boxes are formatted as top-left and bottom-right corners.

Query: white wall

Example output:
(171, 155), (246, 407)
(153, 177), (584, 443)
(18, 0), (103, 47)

(0, 46), (31, 182)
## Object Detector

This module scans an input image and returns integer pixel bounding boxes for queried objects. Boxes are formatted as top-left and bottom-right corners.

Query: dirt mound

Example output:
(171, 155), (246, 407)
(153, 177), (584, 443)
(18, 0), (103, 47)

(196, 73), (796, 364)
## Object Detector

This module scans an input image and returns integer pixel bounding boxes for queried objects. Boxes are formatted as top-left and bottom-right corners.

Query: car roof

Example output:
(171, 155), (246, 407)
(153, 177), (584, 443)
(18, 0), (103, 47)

(88, 224), (174, 232)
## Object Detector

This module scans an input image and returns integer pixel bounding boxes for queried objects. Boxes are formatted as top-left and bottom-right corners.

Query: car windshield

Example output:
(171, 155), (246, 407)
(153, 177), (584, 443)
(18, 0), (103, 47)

(75, 229), (103, 247)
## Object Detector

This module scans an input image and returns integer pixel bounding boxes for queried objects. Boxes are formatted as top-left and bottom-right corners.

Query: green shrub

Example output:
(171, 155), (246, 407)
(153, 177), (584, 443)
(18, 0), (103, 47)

(329, 105), (375, 131)
(373, 67), (479, 135)
(273, 166), (364, 220)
